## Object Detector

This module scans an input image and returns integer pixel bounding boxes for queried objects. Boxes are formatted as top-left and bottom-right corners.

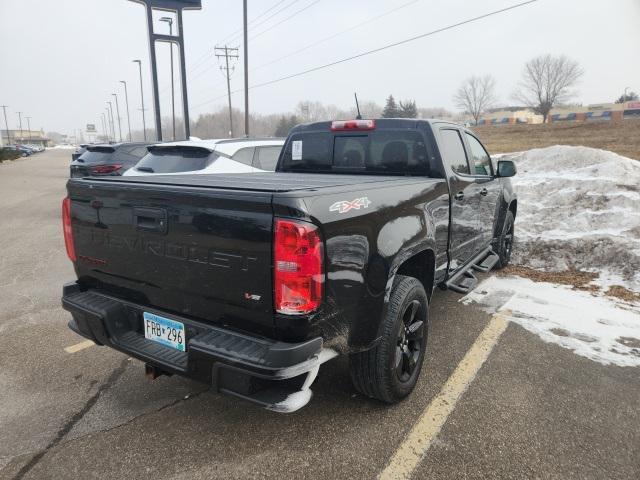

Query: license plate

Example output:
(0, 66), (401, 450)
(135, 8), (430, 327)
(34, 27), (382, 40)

(142, 312), (186, 352)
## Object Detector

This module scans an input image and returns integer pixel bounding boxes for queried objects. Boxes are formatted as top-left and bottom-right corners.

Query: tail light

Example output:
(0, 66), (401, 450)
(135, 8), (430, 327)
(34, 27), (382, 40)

(91, 164), (122, 174)
(62, 197), (76, 262)
(330, 119), (376, 131)
(274, 219), (324, 314)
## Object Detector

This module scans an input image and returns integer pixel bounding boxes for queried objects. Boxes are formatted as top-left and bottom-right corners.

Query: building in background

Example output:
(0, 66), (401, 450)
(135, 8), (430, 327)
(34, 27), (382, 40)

(1, 129), (51, 147)
(479, 107), (543, 125)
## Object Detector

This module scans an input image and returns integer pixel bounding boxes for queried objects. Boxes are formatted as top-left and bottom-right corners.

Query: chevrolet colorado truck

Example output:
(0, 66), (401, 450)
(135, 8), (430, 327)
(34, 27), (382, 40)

(61, 119), (517, 412)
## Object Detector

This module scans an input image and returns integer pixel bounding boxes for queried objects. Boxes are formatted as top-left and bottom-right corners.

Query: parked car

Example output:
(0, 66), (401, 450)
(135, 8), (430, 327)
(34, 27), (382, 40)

(69, 143), (152, 177)
(11, 145), (34, 156)
(123, 138), (284, 176)
(61, 118), (517, 412)
(71, 144), (89, 161)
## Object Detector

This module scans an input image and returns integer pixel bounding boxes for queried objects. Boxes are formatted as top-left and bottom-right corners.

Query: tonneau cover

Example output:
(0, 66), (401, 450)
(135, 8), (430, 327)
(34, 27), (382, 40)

(83, 172), (415, 192)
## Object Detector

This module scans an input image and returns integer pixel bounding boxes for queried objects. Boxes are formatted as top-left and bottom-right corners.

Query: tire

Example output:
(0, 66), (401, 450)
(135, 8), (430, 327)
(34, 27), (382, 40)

(496, 210), (515, 269)
(349, 275), (429, 403)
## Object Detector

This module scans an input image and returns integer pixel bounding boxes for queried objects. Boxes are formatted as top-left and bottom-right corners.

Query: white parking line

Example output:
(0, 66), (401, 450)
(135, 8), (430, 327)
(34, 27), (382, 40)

(379, 312), (509, 480)
(64, 339), (95, 354)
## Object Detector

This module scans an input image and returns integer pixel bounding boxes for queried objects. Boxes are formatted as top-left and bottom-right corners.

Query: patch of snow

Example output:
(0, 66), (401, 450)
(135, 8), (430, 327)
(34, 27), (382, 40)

(463, 276), (640, 367)
(504, 145), (640, 290)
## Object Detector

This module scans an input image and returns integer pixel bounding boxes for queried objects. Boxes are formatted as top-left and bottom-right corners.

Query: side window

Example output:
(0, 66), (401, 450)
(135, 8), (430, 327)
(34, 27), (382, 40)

(465, 133), (492, 176)
(253, 146), (282, 171)
(439, 129), (469, 175)
(232, 147), (255, 166)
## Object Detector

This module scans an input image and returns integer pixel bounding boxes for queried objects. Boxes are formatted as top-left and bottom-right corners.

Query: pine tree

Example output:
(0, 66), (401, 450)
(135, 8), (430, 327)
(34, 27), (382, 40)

(382, 95), (400, 118)
(399, 100), (418, 118)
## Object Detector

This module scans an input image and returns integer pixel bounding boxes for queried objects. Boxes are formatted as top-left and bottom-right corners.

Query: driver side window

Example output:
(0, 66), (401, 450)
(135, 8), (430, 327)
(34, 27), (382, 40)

(465, 133), (492, 176)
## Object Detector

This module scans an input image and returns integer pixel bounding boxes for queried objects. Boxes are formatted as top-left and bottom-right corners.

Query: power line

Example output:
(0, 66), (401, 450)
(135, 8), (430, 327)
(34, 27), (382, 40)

(217, 0), (289, 45)
(190, 0), (539, 112)
(159, 0), (301, 96)
(225, 0), (304, 44)
(250, 0), (323, 40)
(252, 0), (422, 72)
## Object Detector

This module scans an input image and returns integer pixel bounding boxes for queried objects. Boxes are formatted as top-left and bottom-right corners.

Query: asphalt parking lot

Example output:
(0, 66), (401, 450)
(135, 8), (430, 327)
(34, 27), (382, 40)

(1, 150), (639, 480)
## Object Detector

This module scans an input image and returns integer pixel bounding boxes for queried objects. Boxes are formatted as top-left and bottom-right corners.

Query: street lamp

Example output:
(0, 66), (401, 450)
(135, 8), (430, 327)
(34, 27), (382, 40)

(160, 16), (176, 141)
(132, 60), (147, 141)
(25, 116), (32, 143)
(106, 102), (116, 142)
(112, 93), (123, 142)
(624, 86), (630, 104)
(100, 113), (108, 142)
(120, 81), (132, 141)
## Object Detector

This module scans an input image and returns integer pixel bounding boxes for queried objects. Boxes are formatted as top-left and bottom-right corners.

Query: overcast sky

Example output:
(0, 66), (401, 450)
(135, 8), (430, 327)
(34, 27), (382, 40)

(1, 0), (639, 135)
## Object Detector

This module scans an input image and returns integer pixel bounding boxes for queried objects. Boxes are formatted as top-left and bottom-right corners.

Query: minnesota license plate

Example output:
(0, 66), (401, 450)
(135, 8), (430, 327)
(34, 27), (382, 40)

(142, 312), (186, 352)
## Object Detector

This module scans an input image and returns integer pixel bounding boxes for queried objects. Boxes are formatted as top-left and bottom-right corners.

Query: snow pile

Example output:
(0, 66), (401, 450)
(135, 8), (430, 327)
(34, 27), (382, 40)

(499, 145), (640, 290)
(463, 276), (640, 367)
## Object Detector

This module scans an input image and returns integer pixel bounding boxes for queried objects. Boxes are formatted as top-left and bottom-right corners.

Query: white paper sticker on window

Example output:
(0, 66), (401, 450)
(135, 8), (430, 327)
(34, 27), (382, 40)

(292, 140), (303, 161)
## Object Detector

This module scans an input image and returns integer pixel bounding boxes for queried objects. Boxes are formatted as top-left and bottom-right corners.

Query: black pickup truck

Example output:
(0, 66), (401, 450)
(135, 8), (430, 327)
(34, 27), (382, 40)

(62, 119), (517, 412)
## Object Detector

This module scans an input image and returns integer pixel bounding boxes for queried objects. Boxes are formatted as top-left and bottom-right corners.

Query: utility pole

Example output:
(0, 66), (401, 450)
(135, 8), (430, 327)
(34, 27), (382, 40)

(243, 0), (249, 137)
(1, 105), (9, 145)
(17, 111), (23, 143)
(26, 116), (32, 143)
(160, 17), (176, 141)
(215, 45), (239, 137)
(133, 60), (147, 141)
(112, 93), (123, 142)
(106, 102), (116, 142)
(120, 81), (132, 141)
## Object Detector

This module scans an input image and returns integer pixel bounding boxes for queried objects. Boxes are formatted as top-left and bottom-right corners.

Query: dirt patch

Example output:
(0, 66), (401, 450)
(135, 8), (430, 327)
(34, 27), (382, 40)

(616, 337), (640, 349)
(473, 120), (640, 161)
(606, 285), (640, 303)
(498, 265), (599, 291)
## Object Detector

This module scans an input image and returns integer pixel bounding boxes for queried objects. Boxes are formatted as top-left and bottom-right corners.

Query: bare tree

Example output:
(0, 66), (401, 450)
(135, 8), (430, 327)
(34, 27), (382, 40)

(514, 54), (584, 123)
(453, 75), (498, 125)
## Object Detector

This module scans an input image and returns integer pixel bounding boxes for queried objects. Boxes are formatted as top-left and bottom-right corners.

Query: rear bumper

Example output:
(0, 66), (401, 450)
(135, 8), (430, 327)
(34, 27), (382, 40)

(62, 282), (334, 412)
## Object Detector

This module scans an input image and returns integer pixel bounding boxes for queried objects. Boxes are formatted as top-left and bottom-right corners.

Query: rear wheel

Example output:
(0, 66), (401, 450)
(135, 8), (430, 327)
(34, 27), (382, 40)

(349, 275), (428, 403)
(496, 211), (515, 269)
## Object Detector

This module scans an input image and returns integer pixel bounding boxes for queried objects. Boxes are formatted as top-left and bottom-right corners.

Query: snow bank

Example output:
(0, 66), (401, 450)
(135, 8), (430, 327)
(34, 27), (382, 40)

(498, 145), (640, 290)
(463, 145), (640, 367)
(463, 276), (640, 367)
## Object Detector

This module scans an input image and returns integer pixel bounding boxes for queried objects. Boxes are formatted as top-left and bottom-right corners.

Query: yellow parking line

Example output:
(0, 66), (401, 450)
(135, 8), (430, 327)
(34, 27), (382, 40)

(379, 312), (509, 480)
(64, 339), (95, 354)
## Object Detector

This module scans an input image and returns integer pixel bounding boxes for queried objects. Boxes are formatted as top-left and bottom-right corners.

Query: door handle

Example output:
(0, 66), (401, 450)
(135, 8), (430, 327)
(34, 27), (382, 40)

(480, 188), (488, 196)
(454, 191), (464, 201)
(133, 207), (167, 234)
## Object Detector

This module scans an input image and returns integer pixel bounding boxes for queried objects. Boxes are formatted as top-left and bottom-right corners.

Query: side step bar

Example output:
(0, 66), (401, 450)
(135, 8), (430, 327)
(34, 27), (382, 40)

(446, 247), (499, 294)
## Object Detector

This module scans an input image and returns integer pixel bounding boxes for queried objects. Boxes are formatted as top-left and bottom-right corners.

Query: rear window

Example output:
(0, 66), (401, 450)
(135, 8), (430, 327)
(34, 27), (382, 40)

(77, 150), (114, 164)
(134, 146), (216, 174)
(279, 130), (433, 176)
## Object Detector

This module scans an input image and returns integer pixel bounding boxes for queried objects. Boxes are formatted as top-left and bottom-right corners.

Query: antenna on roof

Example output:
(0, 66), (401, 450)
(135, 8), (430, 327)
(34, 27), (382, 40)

(354, 92), (362, 120)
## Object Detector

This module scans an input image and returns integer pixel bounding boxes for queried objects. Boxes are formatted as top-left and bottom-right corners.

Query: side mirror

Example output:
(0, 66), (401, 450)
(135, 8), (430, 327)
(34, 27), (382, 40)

(496, 160), (516, 178)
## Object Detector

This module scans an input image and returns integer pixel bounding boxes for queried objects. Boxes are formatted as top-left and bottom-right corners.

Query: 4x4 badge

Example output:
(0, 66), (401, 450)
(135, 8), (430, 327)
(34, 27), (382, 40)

(330, 197), (371, 214)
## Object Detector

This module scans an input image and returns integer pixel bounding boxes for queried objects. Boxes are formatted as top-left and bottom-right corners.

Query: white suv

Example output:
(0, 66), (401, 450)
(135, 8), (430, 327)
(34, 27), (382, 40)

(124, 138), (284, 176)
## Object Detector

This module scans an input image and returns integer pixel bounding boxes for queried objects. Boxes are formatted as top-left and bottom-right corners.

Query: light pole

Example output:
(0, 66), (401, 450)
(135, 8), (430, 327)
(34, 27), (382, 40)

(100, 113), (108, 142)
(26, 116), (32, 143)
(624, 87), (630, 104)
(243, 0), (249, 137)
(160, 17), (176, 141)
(112, 93), (123, 142)
(133, 60), (147, 141)
(106, 102), (116, 142)
(120, 81), (132, 141)
(17, 111), (23, 143)
(1, 105), (10, 145)
(105, 108), (113, 142)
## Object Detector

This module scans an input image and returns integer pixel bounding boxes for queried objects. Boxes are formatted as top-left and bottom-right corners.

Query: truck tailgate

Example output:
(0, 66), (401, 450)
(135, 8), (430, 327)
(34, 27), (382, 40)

(67, 180), (275, 335)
